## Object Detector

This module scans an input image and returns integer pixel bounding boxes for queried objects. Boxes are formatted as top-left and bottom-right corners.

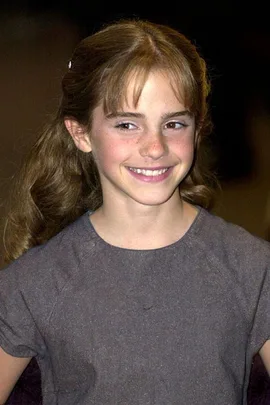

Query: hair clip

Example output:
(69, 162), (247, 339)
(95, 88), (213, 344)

(68, 60), (72, 69)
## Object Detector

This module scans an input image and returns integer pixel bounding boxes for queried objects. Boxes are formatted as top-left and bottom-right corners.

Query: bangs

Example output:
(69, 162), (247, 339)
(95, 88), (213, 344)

(100, 48), (198, 116)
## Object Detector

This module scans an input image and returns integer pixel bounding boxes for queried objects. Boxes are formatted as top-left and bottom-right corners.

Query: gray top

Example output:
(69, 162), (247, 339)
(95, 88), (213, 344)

(0, 207), (270, 405)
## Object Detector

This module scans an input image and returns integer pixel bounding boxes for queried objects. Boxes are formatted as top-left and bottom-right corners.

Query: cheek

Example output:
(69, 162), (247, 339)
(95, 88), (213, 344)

(91, 136), (132, 170)
(172, 135), (195, 158)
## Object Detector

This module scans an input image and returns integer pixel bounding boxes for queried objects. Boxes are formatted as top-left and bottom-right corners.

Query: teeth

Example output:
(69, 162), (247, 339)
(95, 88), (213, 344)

(129, 167), (168, 176)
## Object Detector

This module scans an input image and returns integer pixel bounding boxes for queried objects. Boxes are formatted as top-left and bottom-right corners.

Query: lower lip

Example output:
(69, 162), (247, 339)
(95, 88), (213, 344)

(127, 167), (173, 183)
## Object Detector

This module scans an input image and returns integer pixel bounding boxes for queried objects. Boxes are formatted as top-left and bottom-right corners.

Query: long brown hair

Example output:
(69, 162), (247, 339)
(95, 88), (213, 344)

(3, 18), (219, 263)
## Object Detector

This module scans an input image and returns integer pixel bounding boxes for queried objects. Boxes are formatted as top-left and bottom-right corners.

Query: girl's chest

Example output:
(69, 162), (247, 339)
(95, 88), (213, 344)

(43, 254), (250, 402)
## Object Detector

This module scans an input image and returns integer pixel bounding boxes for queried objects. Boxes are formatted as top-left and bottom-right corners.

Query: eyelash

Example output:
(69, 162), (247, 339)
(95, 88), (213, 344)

(115, 121), (188, 131)
(165, 121), (188, 129)
(115, 122), (137, 130)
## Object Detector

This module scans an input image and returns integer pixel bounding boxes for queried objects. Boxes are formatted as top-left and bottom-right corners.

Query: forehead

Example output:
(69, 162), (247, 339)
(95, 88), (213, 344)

(92, 70), (193, 125)
(106, 69), (185, 113)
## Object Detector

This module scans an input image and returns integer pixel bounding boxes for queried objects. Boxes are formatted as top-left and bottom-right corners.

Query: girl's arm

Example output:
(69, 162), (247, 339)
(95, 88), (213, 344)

(0, 347), (31, 404)
(259, 340), (270, 376)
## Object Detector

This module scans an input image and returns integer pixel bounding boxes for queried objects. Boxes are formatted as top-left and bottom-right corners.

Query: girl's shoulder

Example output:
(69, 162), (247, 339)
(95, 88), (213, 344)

(189, 207), (270, 271)
(194, 206), (270, 251)
(0, 211), (94, 288)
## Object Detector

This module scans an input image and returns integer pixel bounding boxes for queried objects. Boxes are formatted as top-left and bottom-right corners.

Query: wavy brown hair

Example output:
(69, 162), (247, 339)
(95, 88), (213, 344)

(3, 18), (219, 263)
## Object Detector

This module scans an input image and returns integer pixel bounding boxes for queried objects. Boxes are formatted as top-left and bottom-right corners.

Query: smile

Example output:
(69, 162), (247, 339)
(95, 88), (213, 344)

(128, 167), (169, 177)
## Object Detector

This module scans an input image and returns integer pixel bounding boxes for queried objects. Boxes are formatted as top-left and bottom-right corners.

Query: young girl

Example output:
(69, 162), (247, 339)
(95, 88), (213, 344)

(0, 18), (270, 405)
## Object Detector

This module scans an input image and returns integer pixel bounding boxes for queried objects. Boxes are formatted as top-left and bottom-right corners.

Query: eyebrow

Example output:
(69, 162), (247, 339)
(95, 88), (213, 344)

(106, 110), (193, 120)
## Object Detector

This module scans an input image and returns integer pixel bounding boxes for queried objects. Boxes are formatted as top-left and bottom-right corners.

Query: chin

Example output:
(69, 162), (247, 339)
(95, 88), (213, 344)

(131, 192), (177, 207)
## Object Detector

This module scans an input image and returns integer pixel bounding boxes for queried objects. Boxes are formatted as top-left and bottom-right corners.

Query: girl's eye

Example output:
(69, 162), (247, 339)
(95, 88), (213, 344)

(115, 122), (137, 130)
(165, 121), (187, 130)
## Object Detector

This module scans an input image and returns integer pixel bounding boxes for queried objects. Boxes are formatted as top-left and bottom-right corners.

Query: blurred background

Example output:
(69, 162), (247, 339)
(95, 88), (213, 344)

(1, 2), (270, 268)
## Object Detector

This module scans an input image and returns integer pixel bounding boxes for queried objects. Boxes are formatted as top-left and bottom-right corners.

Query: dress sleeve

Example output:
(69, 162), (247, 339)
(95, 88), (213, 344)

(0, 265), (46, 358)
(249, 261), (270, 354)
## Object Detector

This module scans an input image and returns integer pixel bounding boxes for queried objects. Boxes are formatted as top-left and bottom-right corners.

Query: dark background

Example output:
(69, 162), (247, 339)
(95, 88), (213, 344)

(1, 4), (270, 402)
(3, 2), (270, 178)
(1, 2), (270, 253)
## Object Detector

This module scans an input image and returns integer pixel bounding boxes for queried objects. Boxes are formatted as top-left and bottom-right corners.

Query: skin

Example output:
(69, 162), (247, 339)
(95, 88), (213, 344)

(66, 68), (270, 365)
(0, 348), (31, 404)
(0, 69), (199, 403)
(66, 70), (198, 249)
(260, 340), (270, 375)
(0, 70), (269, 403)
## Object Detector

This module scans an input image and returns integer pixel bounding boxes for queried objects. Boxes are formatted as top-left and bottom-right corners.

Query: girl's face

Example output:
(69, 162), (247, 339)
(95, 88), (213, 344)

(71, 70), (196, 209)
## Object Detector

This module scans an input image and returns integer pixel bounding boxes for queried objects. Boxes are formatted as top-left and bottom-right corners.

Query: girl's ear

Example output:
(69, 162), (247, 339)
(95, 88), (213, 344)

(64, 119), (92, 152)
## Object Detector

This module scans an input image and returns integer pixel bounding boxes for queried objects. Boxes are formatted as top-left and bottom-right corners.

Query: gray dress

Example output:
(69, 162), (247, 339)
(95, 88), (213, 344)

(0, 207), (270, 404)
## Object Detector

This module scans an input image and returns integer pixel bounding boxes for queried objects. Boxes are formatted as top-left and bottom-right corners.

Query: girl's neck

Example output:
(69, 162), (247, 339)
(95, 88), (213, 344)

(89, 199), (198, 250)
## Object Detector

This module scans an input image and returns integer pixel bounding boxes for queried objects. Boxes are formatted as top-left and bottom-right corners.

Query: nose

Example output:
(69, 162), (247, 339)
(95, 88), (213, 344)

(139, 131), (168, 160)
